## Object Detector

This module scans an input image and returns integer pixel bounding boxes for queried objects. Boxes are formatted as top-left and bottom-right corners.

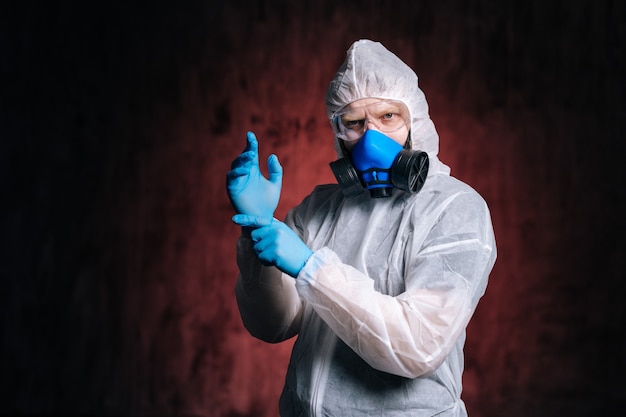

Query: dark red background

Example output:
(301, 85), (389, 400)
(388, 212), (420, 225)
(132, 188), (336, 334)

(1, 1), (624, 416)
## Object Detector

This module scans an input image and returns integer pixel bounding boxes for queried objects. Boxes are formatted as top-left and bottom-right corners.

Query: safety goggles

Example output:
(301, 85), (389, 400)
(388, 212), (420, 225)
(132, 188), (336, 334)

(332, 99), (410, 142)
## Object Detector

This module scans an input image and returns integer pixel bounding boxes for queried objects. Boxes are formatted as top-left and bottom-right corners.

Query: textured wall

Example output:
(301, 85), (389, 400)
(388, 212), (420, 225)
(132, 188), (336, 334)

(1, 1), (625, 416)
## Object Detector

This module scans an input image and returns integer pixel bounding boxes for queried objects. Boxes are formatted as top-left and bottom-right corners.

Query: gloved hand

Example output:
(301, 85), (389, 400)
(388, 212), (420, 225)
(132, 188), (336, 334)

(232, 214), (313, 278)
(226, 131), (283, 219)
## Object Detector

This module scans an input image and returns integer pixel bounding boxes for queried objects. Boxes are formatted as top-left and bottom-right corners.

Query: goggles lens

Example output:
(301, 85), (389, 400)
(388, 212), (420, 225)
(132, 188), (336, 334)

(333, 100), (410, 141)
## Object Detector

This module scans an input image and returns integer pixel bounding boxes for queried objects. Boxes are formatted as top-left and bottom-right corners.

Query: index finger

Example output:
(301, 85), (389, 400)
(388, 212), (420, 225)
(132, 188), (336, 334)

(244, 131), (259, 155)
(232, 213), (273, 228)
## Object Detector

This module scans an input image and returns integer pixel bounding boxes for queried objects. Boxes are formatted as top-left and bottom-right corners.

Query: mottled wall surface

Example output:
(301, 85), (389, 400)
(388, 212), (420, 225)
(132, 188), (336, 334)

(1, 1), (625, 416)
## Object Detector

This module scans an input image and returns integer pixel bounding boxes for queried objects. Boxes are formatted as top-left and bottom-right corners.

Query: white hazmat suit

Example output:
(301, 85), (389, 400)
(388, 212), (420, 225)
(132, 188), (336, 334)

(235, 39), (497, 416)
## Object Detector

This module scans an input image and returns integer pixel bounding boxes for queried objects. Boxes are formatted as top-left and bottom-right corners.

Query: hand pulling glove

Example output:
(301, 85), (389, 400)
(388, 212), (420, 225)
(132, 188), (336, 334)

(232, 214), (313, 278)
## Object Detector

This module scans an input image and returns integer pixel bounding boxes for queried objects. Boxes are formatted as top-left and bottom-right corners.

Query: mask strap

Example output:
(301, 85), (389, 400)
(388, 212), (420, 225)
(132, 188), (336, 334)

(404, 131), (412, 150)
(339, 138), (350, 156)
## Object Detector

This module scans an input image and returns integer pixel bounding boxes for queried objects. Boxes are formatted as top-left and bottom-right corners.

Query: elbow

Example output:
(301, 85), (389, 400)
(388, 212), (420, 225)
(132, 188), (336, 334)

(402, 354), (447, 379)
(389, 338), (454, 379)
(365, 347), (448, 379)
(242, 319), (297, 344)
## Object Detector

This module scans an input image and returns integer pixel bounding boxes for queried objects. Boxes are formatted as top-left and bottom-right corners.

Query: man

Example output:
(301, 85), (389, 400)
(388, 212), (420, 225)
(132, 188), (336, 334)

(227, 39), (497, 416)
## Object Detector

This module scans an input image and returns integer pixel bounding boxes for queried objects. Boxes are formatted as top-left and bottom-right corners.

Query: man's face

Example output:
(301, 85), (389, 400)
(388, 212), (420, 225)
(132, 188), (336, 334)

(334, 98), (410, 152)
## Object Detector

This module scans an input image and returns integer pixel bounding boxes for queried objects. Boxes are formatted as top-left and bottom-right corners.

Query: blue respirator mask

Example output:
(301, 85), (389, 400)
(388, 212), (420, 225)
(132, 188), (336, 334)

(329, 129), (429, 198)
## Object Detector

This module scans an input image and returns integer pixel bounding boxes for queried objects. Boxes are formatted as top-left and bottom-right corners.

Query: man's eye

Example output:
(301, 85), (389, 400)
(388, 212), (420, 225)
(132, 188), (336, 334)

(344, 120), (364, 128)
(382, 113), (396, 120)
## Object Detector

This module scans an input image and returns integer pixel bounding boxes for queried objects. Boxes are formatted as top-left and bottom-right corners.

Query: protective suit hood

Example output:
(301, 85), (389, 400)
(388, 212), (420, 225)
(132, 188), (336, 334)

(326, 39), (450, 176)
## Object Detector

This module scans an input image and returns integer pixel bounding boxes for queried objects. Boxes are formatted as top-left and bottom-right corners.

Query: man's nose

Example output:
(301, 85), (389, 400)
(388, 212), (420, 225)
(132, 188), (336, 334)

(363, 118), (383, 133)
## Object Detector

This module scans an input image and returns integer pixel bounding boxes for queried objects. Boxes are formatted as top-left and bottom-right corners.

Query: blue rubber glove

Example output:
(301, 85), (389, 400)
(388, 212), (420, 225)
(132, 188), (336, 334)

(232, 214), (313, 278)
(226, 131), (283, 218)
